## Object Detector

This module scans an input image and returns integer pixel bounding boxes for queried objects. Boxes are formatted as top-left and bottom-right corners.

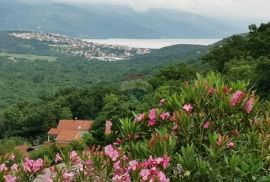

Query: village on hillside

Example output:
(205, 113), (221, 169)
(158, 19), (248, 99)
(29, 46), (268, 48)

(10, 32), (151, 61)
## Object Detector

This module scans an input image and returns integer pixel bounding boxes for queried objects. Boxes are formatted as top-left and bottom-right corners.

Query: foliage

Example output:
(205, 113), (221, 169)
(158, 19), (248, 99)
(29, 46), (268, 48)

(202, 22), (270, 97)
(0, 137), (27, 156)
(0, 31), (206, 110)
(1, 73), (270, 181)
(2, 22), (270, 181)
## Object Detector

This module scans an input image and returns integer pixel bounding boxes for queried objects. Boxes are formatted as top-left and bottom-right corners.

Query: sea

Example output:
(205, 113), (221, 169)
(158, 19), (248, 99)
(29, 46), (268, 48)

(83, 39), (221, 49)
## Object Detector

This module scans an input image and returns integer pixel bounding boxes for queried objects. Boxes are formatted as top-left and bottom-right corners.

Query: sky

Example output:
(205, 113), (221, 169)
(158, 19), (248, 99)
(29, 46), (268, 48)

(25, 0), (270, 23)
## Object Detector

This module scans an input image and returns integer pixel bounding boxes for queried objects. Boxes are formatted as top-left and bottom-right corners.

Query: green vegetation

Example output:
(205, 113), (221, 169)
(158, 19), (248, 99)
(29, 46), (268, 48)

(1, 23), (270, 143)
(0, 137), (27, 155)
(2, 73), (270, 181)
(1, 22), (270, 181)
(1, 22), (270, 182)
(0, 53), (57, 62)
(202, 22), (270, 98)
(0, 31), (205, 109)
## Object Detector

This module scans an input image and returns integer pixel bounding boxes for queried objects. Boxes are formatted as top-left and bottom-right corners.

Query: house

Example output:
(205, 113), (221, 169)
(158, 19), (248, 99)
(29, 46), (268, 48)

(47, 119), (93, 144)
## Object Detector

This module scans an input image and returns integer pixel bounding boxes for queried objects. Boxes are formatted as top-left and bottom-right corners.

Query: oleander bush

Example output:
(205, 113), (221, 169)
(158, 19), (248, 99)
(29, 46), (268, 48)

(1, 72), (270, 182)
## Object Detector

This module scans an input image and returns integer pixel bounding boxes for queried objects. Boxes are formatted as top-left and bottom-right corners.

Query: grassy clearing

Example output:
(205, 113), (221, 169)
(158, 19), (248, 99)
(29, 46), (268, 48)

(0, 52), (57, 61)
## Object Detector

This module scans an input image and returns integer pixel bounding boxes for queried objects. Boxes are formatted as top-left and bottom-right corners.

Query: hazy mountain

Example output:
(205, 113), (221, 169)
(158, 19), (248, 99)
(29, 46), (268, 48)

(0, 0), (245, 38)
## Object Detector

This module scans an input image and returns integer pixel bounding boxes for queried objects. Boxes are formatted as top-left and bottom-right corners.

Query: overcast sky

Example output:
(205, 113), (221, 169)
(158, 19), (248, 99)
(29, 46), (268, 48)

(22, 0), (270, 23)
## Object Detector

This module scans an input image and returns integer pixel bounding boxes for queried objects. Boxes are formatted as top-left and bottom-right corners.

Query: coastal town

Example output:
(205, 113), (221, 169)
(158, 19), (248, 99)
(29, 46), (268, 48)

(9, 32), (151, 61)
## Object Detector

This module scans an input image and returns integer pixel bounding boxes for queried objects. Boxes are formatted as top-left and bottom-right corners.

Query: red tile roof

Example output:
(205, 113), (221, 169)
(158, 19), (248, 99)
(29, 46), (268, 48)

(58, 120), (92, 131)
(48, 128), (58, 135)
(48, 119), (93, 143)
(56, 130), (82, 143)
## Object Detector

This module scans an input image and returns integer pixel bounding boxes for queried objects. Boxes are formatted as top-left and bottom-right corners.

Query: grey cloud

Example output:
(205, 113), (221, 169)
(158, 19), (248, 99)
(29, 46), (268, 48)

(19, 0), (270, 22)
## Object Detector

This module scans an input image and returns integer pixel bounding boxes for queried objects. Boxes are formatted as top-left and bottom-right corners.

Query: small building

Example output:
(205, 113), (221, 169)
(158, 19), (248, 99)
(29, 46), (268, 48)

(47, 119), (93, 144)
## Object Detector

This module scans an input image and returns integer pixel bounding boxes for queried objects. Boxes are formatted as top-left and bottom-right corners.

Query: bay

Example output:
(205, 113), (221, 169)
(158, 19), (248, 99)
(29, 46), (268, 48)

(83, 38), (220, 49)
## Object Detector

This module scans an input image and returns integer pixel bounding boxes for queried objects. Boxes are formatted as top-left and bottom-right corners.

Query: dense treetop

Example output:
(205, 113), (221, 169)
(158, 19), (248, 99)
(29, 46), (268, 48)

(0, 22), (270, 144)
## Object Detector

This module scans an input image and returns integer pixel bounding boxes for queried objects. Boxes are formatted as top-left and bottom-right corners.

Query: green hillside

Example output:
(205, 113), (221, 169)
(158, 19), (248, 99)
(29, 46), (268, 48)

(1, 22), (270, 144)
(0, 31), (207, 109)
(0, 0), (244, 38)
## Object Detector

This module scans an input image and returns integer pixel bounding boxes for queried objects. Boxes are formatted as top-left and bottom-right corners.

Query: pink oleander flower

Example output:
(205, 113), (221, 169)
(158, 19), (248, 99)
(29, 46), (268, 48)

(154, 156), (170, 169)
(159, 99), (165, 106)
(230, 91), (245, 106)
(148, 119), (156, 126)
(4, 175), (16, 182)
(69, 151), (80, 164)
(23, 158), (43, 173)
(203, 121), (210, 129)
(24, 158), (32, 172)
(105, 120), (113, 135)
(135, 113), (145, 122)
(11, 163), (18, 172)
(208, 87), (215, 95)
(145, 156), (155, 167)
(112, 171), (131, 182)
(155, 157), (163, 165)
(70, 151), (78, 160)
(162, 156), (170, 169)
(140, 169), (151, 181)
(244, 98), (255, 113)
(113, 160), (121, 171)
(160, 112), (170, 120)
(63, 171), (74, 182)
(104, 144), (120, 161)
(158, 171), (170, 182)
(112, 159), (131, 182)
(148, 108), (157, 126)
(149, 108), (157, 120)
(183, 104), (193, 114)
(227, 141), (235, 149)
(55, 153), (63, 164)
(33, 159), (44, 173)
(86, 160), (93, 167)
(128, 160), (138, 171)
(223, 85), (231, 94)
(0, 163), (7, 172)
(216, 134), (222, 146)
(138, 156), (170, 181)
(142, 156), (162, 169)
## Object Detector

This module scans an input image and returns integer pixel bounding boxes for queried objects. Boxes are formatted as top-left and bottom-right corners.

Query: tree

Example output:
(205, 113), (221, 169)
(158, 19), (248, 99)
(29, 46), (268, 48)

(247, 23), (270, 58)
(202, 35), (247, 72)
(60, 107), (73, 119)
(254, 57), (270, 98)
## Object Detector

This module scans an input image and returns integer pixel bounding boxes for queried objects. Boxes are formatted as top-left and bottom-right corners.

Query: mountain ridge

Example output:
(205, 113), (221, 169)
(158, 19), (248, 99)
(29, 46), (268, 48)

(0, 0), (246, 38)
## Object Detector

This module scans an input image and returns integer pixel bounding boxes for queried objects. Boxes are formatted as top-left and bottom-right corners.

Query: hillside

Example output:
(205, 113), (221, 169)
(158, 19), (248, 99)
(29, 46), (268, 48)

(0, 31), (208, 109)
(132, 44), (207, 62)
(1, 22), (270, 182)
(0, 0), (245, 38)
(0, 31), (150, 61)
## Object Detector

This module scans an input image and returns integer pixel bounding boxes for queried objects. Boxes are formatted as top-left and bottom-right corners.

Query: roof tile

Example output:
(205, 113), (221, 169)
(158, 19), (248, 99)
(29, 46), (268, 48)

(48, 119), (93, 143)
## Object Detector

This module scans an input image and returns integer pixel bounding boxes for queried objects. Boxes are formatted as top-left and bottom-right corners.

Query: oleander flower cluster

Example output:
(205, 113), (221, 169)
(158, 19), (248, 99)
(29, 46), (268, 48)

(1, 73), (270, 181)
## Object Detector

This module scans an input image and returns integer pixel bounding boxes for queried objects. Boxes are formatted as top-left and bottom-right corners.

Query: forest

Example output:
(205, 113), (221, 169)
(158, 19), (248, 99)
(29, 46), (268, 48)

(1, 23), (269, 141)
(0, 31), (206, 109)
(0, 23), (270, 181)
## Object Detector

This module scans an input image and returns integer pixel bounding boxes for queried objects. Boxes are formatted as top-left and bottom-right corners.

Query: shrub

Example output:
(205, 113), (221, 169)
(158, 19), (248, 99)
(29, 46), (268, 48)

(1, 73), (270, 181)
